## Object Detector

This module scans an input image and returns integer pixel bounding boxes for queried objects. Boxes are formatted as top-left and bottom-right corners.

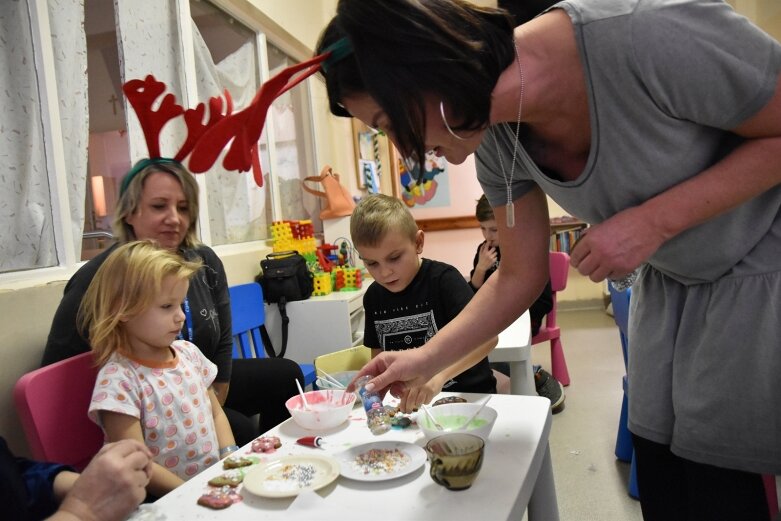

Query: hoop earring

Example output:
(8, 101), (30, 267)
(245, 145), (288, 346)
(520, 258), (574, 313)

(439, 101), (468, 141)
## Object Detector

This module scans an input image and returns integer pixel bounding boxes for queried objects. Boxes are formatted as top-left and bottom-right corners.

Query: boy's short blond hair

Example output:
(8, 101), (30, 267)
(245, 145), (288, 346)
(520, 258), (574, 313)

(78, 240), (202, 366)
(350, 194), (418, 247)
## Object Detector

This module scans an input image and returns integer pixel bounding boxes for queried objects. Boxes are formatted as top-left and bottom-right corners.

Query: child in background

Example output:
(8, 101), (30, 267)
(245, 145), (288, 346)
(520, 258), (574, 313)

(470, 194), (564, 412)
(352, 194), (497, 413)
(81, 241), (237, 498)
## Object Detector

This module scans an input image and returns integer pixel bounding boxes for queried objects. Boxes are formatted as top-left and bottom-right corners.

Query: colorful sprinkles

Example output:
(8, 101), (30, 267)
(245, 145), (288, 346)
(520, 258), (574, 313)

(264, 463), (317, 490)
(351, 448), (410, 476)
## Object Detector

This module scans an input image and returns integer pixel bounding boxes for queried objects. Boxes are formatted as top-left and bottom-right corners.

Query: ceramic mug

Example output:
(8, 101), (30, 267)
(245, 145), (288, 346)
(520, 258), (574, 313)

(424, 433), (485, 490)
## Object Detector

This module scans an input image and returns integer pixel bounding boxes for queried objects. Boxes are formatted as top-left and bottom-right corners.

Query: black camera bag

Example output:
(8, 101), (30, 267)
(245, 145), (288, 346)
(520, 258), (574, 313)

(255, 251), (314, 358)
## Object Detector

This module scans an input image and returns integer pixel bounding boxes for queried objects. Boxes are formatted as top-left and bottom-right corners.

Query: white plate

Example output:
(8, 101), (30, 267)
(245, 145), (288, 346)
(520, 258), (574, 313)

(335, 441), (427, 482)
(242, 455), (341, 498)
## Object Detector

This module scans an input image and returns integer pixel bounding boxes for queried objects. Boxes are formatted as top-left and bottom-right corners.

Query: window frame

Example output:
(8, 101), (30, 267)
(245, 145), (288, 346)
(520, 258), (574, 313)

(1, 0), (321, 285)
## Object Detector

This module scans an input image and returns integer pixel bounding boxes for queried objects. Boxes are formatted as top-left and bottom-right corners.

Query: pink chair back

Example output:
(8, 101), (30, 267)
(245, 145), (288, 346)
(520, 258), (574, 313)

(548, 251), (570, 293)
(13, 352), (103, 471)
(531, 251), (572, 385)
(543, 251), (570, 331)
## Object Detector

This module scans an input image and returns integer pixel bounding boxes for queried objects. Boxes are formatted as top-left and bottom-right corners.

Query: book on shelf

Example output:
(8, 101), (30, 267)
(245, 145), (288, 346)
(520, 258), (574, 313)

(549, 216), (587, 254)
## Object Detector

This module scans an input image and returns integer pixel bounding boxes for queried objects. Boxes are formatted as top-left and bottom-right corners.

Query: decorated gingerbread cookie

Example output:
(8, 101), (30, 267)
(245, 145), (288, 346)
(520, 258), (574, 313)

(432, 396), (468, 407)
(197, 485), (242, 510)
(208, 470), (244, 488)
(250, 436), (282, 453)
(222, 455), (259, 470)
(197, 492), (233, 510)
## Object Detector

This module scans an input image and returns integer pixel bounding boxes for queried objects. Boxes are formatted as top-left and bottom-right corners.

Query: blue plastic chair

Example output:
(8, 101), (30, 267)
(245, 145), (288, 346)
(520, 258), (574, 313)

(608, 284), (639, 499)
(228, 283), (316, 387)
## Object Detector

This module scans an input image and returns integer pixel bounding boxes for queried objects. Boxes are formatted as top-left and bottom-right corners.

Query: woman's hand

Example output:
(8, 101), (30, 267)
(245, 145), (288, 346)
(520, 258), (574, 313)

(347, 349), (436, 398)
(570, 205), (666, 282)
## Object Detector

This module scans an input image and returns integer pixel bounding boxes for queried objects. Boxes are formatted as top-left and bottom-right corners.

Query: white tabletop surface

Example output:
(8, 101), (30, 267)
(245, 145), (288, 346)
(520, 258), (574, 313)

(130, 392), (554, 521)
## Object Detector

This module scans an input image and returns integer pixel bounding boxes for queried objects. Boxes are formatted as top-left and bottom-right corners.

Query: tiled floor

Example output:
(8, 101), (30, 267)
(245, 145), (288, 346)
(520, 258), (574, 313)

(529, 307), (643, 521)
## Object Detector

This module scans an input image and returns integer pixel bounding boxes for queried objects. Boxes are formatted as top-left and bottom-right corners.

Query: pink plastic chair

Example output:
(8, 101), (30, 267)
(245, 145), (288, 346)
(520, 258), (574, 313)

(13, 352), (103, 471)
(531, 251), (571, 386)
(763, 475), (778, 519)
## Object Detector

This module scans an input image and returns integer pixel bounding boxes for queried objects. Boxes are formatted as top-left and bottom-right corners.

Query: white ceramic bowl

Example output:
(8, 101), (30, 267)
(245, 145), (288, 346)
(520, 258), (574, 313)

(418, 402), (498, 442)
(285, 389), (356, 430)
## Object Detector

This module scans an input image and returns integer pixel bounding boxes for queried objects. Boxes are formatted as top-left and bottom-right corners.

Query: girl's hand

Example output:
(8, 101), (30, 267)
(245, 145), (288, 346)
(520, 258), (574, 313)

(476, 243), (498, 272)
(570, 205), (665, 282)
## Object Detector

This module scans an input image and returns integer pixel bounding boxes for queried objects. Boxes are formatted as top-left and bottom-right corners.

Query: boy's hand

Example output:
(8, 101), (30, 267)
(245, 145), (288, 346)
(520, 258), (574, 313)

(399, 376), (445, 413)
(476, 243), (497, 272)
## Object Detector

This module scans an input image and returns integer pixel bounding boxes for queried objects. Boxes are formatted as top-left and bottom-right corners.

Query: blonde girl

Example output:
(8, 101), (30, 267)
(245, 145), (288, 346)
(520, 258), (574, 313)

(81, 241), (236, 497)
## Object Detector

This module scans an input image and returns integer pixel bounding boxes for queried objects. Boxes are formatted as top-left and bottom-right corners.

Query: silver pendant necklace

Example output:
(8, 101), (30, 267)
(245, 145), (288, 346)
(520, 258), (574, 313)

(490, 37), (525, 228)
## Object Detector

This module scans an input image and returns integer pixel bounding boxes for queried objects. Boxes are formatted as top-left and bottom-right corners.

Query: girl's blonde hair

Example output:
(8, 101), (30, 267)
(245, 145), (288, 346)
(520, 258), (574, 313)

(350, 194), (418, 247)
(78, 240), (202, 366)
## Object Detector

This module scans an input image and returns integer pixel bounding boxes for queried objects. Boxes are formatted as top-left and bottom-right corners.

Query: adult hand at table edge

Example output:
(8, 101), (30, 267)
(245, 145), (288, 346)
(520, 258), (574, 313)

(55, 439), (152, 521)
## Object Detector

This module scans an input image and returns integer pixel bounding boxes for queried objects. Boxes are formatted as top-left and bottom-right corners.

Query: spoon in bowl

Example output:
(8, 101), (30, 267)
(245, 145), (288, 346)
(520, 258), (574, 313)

(452, 395), (492, 431)
(295, 378), (311, 410)
(420, 403), (445, 431)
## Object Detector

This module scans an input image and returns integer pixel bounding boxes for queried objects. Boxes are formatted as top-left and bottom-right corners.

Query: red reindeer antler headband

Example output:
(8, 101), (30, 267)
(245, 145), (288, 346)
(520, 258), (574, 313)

(121, 38), (351, 189)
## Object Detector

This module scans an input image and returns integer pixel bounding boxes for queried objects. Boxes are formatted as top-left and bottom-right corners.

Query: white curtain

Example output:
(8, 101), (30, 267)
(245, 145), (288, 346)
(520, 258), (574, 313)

(115, 0), (185, 162)
(191, 24), (269, 245)
(51, 0), (89, 262)
(0, 0), (87, 272)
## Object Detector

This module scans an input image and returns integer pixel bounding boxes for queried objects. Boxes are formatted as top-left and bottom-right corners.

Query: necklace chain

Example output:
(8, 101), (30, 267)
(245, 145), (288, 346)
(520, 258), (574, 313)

(490, 36), (524, 228)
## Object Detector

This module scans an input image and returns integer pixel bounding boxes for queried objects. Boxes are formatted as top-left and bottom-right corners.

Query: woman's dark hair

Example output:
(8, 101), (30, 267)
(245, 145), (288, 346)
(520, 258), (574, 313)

(497, 0), (560, 25)
(316, 0), (515, 167)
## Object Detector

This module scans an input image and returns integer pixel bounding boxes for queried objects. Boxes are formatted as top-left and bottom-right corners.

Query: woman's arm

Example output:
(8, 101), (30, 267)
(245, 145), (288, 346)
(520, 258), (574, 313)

(195, 247), (234, 405)
(571, 74), (781, 281)
(100, 411), (184, 496)
(354, 187), (551, 394)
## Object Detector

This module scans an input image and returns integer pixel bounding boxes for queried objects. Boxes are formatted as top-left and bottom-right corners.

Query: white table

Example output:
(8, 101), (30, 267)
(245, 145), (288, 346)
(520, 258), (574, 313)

(490, 311), (535, 396)
(134, 392), (558, 521)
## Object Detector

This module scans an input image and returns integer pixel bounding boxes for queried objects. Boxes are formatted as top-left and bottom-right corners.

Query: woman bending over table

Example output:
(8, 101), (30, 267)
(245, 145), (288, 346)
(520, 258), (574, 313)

(318, 1), (781, 519)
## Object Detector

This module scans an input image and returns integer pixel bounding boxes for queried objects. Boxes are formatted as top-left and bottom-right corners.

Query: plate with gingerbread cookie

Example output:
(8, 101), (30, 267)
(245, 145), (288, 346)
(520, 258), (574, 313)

(335, 441), (426, 482)
(242, 455), (341, 498)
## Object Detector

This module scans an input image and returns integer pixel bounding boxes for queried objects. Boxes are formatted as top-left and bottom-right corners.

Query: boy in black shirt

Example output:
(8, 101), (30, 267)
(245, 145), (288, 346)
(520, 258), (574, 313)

(352, 194), (497, 413)
(470, 194), (564, 412)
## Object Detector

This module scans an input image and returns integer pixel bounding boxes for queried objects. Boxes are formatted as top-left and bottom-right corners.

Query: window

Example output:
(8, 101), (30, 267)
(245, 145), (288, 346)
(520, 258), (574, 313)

(1, 0), (322, 276)
(85, 0), (126, 260)
(263, 43), (320, 227)
(191, 0), (272, 245)
(0, 1), (83, 273)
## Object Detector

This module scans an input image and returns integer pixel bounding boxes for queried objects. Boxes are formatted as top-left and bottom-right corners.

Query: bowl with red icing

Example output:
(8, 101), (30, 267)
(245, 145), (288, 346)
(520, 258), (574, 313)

(285, 389), (356, 430)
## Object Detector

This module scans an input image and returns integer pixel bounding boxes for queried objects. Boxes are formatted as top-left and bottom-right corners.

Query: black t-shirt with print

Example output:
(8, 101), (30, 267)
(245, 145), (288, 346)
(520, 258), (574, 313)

(363, 258), (496, 393)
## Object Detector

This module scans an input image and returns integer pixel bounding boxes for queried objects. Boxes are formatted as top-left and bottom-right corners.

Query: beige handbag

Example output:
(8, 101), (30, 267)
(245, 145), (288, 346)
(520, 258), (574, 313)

(302, 166), (356, 219)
